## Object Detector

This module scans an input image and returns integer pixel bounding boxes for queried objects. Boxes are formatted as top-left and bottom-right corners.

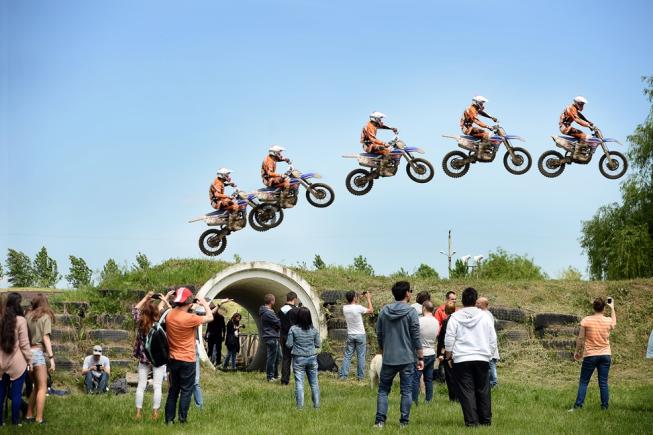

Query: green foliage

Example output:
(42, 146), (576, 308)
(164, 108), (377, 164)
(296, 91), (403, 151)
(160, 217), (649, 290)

(350, 255), (374, 276)
(66, 255), (93, 288)
(5, 249), (36, 287)
(99, 258), (122, 286)
(133, 252), (151, 271)
(476, 248), (546, 280)
(0, 262), (3, 280)
(450, 258), (469, 279)
(558, 266), (582, 281)
(414, 263), (440, 279)
(581, 76), (653, 279)
(390, 266), (411, 278)
(312, 254), (326, 270)
(33, 246), (61, 287)
(233, 254), (242, 264)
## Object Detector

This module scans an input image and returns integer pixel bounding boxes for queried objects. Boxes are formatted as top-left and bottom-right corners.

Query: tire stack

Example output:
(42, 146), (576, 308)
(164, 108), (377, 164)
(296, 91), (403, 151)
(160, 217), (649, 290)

(490, 306), (532, 343)
(321, 290), (350, 365)
(533, 313), (580, 360)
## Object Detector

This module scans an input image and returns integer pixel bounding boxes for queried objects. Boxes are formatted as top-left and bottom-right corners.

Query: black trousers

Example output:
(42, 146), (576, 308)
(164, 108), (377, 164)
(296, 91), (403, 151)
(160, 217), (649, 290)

(444, 361), (459, 401)
(280, 336), (292, 384)
(165, 359), (196, 424)
(453, 361), (491, 426)
(207, 336), (223, 365)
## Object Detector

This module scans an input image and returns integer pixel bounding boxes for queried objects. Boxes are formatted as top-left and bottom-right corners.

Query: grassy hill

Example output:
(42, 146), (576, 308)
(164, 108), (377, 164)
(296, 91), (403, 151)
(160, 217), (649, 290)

(7, 258), (653, 385)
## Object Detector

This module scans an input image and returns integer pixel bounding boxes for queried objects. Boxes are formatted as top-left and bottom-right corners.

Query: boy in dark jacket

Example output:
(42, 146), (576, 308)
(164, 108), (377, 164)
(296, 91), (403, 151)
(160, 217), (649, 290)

(374, 281), (423, 429)
(259, 294), (281, 381)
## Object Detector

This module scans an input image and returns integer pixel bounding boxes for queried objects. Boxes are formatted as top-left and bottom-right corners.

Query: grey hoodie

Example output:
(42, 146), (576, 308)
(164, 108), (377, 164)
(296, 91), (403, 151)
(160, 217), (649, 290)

(376, 301), (422, 365)
(444, 306), (497, 363)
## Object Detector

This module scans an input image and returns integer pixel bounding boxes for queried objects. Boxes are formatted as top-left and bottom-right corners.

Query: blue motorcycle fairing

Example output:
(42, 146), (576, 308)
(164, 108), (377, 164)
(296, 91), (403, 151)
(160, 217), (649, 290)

(403, 146), (421, 152)
(504, 134), (521, 139)
(247, 194), (256, 201)
(360, 152), (383, 158)
(300, 172), (317, 179)
(602, 138), (620, 143)
(460, 135), (481, 141)
(586, 138), (602, 144)
(559, 135), (580, 142)
(237, 199), (248, 206)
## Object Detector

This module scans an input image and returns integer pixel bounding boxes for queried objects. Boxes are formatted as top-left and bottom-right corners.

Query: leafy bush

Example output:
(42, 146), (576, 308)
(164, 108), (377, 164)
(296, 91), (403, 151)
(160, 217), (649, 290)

(133, 252), (151, 271)
(350, 255), (374, 276)
(414, 263), (439, 279)
(558, 266), (582, 281)
(476, 248), (546, 280)
(313, 254), (326, 270)
(450, 259), (469, 279)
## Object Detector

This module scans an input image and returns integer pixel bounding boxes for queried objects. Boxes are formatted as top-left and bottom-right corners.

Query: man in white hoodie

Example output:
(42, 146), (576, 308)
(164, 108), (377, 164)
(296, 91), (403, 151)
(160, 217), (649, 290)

(444, 287), (497, 427)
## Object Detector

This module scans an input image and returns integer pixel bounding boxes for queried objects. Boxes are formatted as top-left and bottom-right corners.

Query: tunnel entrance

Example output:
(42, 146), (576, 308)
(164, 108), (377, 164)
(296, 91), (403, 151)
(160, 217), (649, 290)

(196, 261), (325, 371)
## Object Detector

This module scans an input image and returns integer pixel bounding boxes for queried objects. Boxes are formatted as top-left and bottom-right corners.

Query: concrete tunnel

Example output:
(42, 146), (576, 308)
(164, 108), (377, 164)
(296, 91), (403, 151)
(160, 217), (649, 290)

(196, 261), (326, 370)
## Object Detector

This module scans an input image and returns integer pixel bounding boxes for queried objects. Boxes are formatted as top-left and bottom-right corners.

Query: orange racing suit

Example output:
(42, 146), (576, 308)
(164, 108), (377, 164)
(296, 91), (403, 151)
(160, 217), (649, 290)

(460, 105), (492, 141)
(559, 104), (591, 141)
(261, 155), (290, 189)
(209, 177), (238, 212)
(360, 121), (394, 155)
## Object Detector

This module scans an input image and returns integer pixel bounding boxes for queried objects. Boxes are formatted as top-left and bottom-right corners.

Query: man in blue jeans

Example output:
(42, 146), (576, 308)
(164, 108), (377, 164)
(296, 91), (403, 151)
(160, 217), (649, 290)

(412, 301), (439, 405)
(374, 281), (423, 429)
(339, 290), (373, 380)
(259, 293), (281, 382)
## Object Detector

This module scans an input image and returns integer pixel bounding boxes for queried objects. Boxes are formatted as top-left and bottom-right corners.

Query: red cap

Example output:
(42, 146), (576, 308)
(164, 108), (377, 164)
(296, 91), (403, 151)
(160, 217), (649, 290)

(173, 287), (193, 304)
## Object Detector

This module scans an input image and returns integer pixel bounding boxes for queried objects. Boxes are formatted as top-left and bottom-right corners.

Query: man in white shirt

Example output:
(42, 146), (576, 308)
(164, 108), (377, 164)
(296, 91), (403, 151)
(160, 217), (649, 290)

(338, 290), (373, 380)
(82, 345), (111, 394)
(476, 297), (500, 388)
(412, 301), (439, 404)
(445, 287), (497, 427)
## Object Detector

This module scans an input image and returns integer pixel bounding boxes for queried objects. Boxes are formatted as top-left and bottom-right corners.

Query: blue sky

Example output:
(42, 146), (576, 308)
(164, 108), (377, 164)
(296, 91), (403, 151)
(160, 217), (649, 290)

(2, 0), (653, 286)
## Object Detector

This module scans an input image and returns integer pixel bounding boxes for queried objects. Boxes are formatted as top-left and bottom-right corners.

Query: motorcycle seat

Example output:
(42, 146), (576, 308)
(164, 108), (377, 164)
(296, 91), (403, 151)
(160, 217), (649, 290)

(257, 187), (278, 192)
(460, 135), (481, 142)
(558, 135), (580, 142)
(360, 152), (383, 158)
(207, 209), (228, 216)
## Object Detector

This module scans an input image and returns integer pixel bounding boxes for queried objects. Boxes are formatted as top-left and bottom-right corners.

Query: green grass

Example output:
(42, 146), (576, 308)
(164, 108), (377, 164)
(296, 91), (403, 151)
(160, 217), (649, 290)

(12, 368), (653, 434)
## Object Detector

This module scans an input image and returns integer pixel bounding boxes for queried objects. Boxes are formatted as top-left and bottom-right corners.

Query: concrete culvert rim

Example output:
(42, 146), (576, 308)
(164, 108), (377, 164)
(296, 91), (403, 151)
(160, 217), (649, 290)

(196, 261), (325, 371)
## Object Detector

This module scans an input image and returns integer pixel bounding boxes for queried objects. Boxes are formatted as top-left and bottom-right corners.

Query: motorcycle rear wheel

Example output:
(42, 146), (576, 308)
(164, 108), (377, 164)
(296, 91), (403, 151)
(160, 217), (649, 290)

(538, 150), (565, 178)
(503, 147), (532, 175)
(598, 151), (628, 180)
(442, 151), (470, 178)
(406, 158), (435, 183)
(345, 169), (374, 196)
(199, 229), (227, 256)
(306, 183), (335, 208)
(249, 205), (283, 231)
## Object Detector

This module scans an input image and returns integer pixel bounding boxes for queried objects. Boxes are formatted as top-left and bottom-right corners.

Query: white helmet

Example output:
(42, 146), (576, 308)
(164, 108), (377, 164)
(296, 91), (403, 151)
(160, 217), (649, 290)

(369, 111), (386, 123)
(573, 96), (588, 107)
(216, 167), (233, 182)
(268, 145), (286, 159)
(472, 96), (488, 109)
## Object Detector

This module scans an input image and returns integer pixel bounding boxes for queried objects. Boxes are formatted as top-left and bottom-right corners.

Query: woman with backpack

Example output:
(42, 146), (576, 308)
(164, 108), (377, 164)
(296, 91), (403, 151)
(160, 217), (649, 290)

(25, 293), (55, 425)
(223, 313), (242, 370)
(286, 307), (321, 409)
(133, 291), (170, 420)
(0, 292), (32, 426)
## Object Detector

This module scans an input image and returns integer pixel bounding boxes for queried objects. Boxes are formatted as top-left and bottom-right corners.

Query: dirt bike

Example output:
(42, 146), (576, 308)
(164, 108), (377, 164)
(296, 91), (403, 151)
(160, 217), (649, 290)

(234, 190), (284, 233)
(441, 124), (531, 178)
(343, 134), (434, 195)
(538, 126), (627, 179)
(189, 190), (248, 256)
(249, 165), (335, 230)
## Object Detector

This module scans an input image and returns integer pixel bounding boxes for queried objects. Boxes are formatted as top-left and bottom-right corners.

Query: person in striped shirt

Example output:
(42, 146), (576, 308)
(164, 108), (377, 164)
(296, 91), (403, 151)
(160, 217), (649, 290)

(570, 297), (616, 411)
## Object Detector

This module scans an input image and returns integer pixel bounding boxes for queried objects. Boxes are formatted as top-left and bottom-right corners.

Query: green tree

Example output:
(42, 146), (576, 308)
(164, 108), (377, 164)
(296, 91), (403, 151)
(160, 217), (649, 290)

(5, 249), (36, 287)
(450, 259), (469, 279)
(0, 263), (3, 280)
(33, 246), (61, 287)
(313, 254), (326, 270)
(133, 252), (151, 270)
(476, 248), (546, 280)
(414, 263), (440, 279)
(233, 254), (242, 264)
(390, 267), (411, 278)
(100, 258), (122, 283)
(580, 76), (653, 279)
(350, 255), (374, 276)
(558, 266), (582, 281)
(66, 255), (93, 288)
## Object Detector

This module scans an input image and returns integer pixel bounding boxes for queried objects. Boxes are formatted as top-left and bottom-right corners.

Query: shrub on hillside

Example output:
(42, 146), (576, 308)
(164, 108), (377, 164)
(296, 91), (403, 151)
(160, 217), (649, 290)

(414, 263), (440, 280)
(450, 259), (469, 279)
(558, 266), (582, 281)
(476, 248), (546, 280)
(349, 255), (374, 276)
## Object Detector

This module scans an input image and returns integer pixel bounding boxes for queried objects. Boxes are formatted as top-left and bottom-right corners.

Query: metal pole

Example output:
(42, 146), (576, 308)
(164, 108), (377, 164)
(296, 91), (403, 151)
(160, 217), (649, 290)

(447, 230), (452, 274)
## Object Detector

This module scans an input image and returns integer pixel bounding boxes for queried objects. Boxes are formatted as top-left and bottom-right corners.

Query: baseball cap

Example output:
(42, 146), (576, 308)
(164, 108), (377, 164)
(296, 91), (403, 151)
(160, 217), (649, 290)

(173, 287), (193, 304)
(93, 345), (103, 355)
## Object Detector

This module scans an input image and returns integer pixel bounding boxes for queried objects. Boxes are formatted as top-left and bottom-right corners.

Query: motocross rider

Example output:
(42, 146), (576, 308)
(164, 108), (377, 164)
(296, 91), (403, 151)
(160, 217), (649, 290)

(261, 145), (292, 190)
(209, 168), (239, 212)
(559, 96), (594, 159)
(360, 111), (398, 155)
(460, 96), (498, 157)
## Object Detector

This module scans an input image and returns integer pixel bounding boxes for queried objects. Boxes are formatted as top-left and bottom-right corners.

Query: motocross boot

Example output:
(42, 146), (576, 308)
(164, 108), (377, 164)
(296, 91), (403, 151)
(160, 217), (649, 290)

(476, 143), (487, 161)
(227, 212), (238, 228)
(571, 144), (586, 161)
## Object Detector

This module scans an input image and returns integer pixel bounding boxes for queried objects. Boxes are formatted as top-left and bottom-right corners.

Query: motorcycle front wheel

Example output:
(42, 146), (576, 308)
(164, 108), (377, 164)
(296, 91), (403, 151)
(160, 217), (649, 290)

(503, 147), (532, 175)
(538, 150), (565, 178)
(406, 158), (435, 183)
(345, 169), (374, 196)
(598, 151), (628, 180)
(306, 183), (335, 208)
(249, 204), (283, 231)
(442, 151), (470, 178)
(198, 229), (227, 256)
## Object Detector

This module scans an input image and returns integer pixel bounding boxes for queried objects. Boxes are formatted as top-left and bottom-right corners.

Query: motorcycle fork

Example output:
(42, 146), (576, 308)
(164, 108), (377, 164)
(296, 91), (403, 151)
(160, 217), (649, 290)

(599, 143), (614, 165)
(402, 151), (415, 169)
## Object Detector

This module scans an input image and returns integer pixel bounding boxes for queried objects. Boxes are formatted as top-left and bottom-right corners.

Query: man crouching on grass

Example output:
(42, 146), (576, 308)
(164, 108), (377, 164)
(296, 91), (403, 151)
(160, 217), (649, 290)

(373, 281), (423, 429)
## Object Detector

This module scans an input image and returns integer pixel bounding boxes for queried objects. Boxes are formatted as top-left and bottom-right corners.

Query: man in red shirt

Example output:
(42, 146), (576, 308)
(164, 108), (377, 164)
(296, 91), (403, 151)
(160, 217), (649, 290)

(164, 287), (213, 425)
(435, 291), (458, 328)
